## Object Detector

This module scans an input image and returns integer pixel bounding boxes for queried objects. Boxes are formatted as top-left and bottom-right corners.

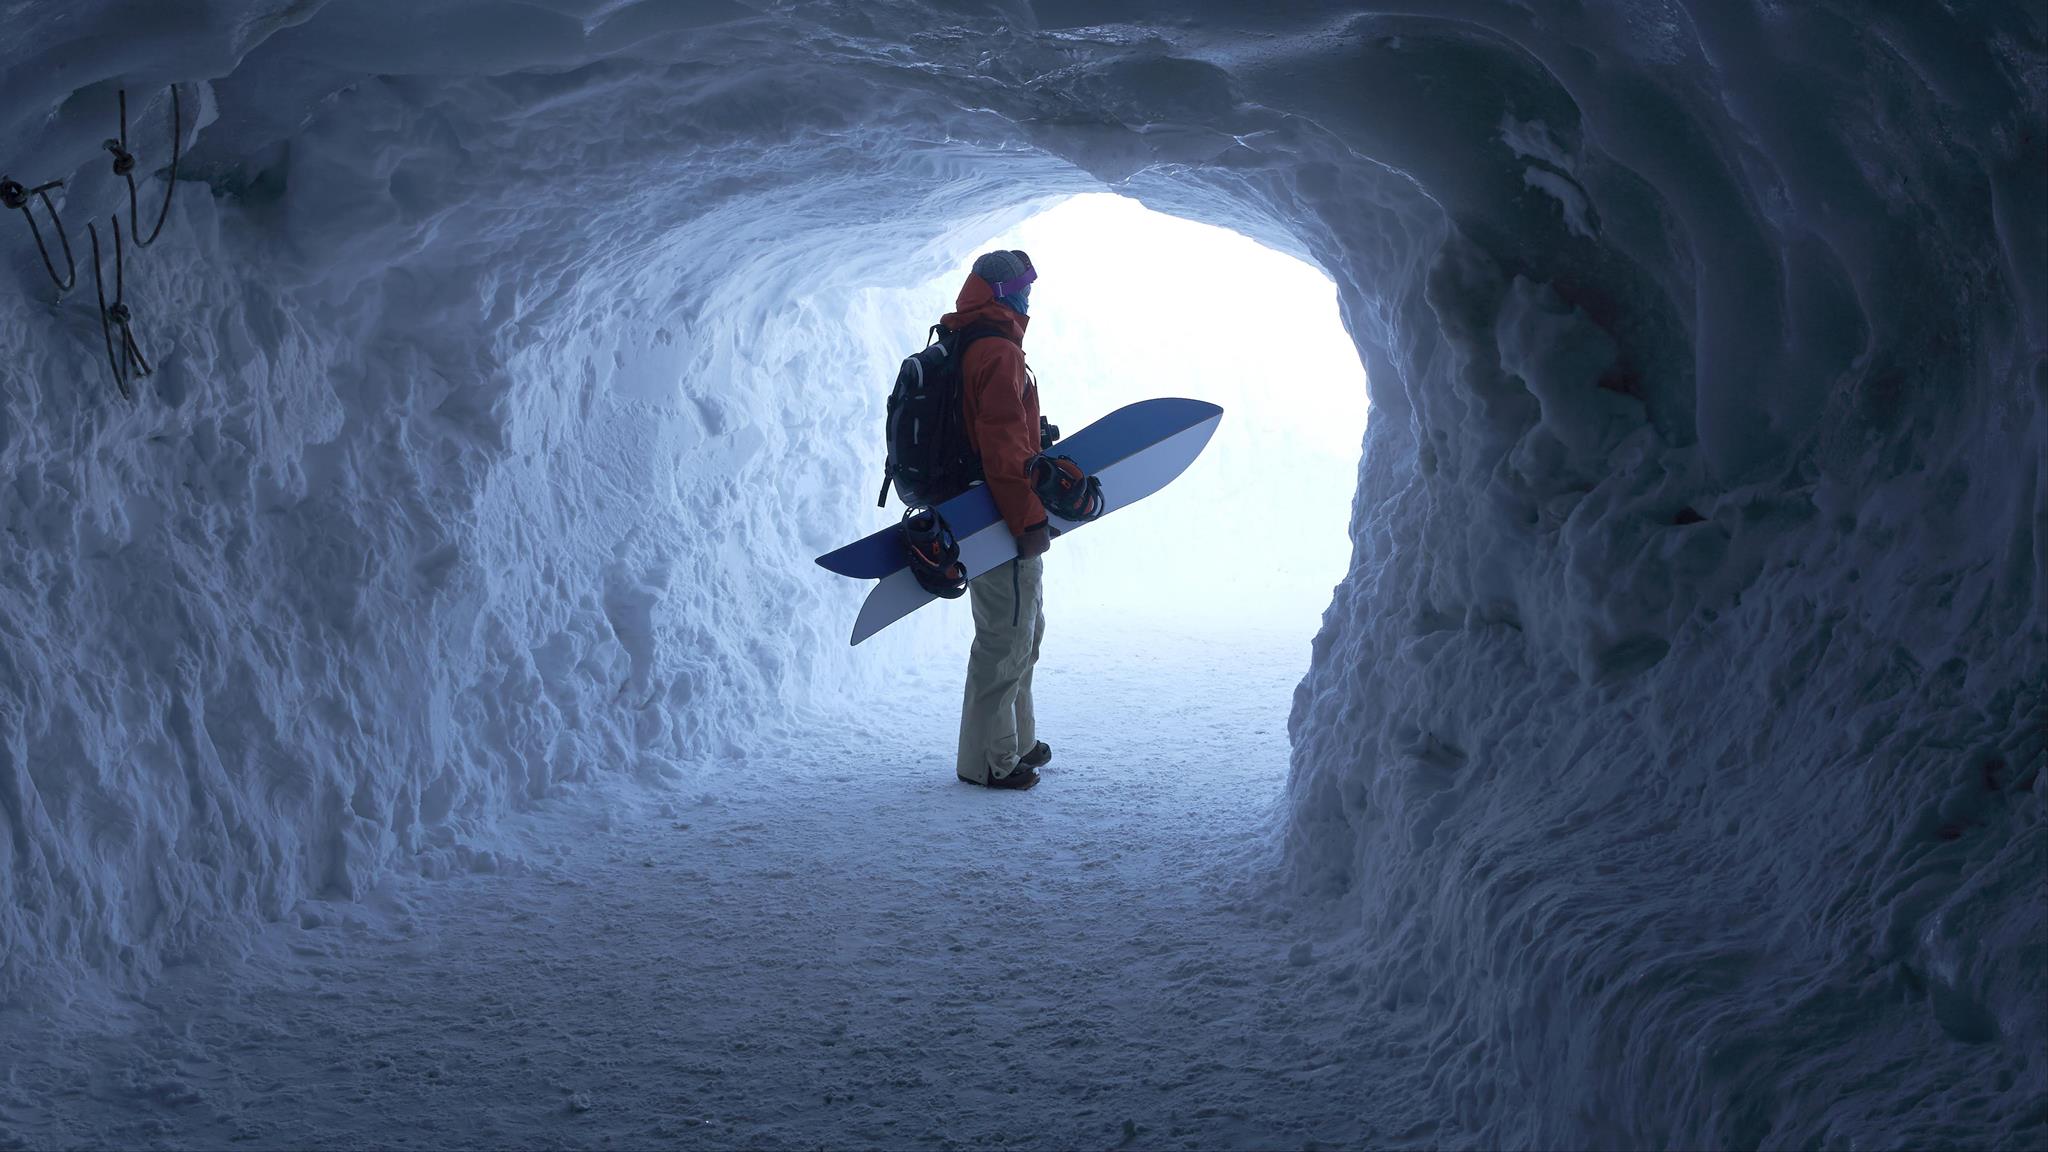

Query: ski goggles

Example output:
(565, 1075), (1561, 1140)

(983, 250), (1037, 298)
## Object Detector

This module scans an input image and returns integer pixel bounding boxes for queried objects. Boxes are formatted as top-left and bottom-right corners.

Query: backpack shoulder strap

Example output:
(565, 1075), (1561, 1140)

(940, 321), (1018, 346)
(937, 325), (1012, 392)
(946, 325), (1018, 378)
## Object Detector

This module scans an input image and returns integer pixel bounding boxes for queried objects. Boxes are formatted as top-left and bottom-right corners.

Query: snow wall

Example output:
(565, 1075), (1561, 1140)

(1, 2), (2042, 1147)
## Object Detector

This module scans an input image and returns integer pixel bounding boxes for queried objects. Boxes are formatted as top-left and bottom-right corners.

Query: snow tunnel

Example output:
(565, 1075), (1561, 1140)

(0, 2), (2042, 1148)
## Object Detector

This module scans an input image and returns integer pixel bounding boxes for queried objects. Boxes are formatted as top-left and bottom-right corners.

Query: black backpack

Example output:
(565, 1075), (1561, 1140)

(876, 324), (1007, 508)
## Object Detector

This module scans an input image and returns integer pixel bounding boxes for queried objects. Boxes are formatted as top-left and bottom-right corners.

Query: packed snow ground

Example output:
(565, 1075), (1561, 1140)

(0, 625), (1444, 1151)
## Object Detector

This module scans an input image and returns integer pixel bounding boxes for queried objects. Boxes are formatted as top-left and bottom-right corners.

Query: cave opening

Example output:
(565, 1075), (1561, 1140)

(826, 191), (1371, 793)
(889, 192), (1367, 639)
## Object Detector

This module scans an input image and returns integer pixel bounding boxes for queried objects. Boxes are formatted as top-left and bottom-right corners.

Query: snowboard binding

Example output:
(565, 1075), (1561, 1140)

(1029, 454), (1105, 522)
(900, 507), (969, 599)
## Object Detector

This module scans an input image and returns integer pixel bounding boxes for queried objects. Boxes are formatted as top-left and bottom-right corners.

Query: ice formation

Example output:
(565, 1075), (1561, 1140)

(0, 1), (2041, 1147)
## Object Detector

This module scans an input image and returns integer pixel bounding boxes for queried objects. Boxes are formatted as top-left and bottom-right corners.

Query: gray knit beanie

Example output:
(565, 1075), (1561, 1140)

(972, 249), (1031, 288)
(972, 249), (1036, 314)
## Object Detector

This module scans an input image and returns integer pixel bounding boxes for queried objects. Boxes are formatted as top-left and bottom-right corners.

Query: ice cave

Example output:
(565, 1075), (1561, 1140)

(0, 1), (2042, 1148)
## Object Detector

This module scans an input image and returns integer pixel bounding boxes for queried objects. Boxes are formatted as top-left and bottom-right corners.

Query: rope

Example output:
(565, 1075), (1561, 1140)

(88, 216), (150, 400)
(103, 85), (181, 250)
(0, 176), (78, 293)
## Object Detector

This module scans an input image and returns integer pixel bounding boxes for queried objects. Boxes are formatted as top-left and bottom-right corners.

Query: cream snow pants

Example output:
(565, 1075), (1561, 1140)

(955, 554), (1045, 783)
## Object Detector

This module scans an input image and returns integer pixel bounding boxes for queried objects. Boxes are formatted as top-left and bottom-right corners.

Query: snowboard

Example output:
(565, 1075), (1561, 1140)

(816, 397), (1224, 645)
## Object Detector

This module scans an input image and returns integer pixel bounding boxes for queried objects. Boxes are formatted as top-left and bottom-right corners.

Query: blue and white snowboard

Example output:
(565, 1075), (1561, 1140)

(817, 397), (1224, 644)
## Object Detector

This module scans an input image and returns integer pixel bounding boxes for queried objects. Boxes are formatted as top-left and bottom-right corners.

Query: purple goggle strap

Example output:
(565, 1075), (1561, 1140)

(984, 251), (1037, 298)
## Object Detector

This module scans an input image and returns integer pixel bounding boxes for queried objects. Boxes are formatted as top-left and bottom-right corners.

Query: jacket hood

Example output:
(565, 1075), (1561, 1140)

(941, 272), (1030, 343)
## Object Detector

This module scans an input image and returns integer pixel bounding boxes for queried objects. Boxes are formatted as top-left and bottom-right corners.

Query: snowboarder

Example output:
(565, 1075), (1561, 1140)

(949, 250), (1053, 790)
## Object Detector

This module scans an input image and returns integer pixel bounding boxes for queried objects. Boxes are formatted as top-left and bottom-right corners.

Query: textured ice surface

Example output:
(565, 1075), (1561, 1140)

(1, 1), (2042, 1147)
(2, 626), (1411, 1149)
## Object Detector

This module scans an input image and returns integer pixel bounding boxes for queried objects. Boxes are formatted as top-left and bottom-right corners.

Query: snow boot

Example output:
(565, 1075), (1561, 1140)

(960, 764), (1040, 790)
(1020, 741), (1051, 769)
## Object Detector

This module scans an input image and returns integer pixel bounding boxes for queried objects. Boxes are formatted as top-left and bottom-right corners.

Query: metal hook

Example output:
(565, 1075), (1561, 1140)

(88, 216), (149, 400)
(2, 175), (78, 293)
(106, 86), (182, 250)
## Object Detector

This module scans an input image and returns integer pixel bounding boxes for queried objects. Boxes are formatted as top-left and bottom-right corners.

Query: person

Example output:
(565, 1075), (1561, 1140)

(948, 249), (1054, 790)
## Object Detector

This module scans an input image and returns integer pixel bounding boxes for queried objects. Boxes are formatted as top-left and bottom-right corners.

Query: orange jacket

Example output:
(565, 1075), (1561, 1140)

(942, 273), (1046, 537)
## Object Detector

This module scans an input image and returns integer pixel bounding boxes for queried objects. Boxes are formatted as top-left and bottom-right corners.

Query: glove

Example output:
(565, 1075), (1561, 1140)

(1039, 416), (1061, 450)
(1016, 522), (1052, 558)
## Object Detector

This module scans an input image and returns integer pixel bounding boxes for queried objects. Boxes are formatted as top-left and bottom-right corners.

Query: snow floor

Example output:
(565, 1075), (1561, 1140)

(1, 622), (1434, 1150)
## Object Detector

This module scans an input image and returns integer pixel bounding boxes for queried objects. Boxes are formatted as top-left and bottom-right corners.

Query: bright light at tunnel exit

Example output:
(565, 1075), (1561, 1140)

(930, 193), (1369, 640)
